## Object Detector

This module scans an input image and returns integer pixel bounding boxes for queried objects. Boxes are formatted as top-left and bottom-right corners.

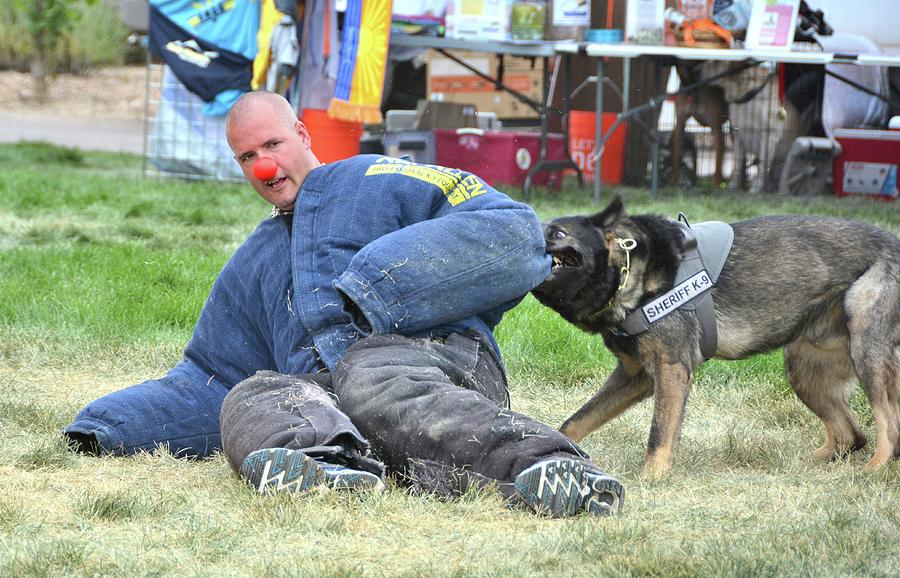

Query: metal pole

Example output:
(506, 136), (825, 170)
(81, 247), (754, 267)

(142, 43), (151, 178)
(594, 59), (604, 205)
(650, 59), (660, 196)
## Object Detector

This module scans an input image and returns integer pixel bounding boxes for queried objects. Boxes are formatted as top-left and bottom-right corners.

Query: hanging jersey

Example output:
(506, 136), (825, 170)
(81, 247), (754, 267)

(148, 0), (259, 103)
(150, 0), (259, 59)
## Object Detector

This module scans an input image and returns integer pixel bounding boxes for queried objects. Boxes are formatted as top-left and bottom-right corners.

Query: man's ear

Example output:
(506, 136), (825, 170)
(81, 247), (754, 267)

(295, 120), (312, 148)
(587, 194), (626, 231)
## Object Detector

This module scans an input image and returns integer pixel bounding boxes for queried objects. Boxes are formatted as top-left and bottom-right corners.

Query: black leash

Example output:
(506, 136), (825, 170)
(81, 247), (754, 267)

(726, 70), (776, 104)
(823, 68), (900, 111)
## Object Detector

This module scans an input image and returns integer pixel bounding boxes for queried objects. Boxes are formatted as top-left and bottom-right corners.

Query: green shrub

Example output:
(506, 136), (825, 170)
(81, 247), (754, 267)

(0, 142), (85, 166)
(0, 1), (29, 71)
(0, 0), (130, 72)
(58, 0), (131, 73)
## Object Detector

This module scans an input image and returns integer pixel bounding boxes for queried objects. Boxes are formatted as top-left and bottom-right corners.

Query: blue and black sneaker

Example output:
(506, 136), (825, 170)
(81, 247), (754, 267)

(514, 458), (623, 517)
(240, 447), (385, 494)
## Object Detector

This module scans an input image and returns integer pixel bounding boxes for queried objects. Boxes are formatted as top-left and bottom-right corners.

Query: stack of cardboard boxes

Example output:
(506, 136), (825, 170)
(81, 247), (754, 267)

(424, 49), (543, 120)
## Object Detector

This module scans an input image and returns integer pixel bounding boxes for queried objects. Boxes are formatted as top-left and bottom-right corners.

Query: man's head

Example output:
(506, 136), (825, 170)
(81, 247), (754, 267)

(226, 92), (321, 211)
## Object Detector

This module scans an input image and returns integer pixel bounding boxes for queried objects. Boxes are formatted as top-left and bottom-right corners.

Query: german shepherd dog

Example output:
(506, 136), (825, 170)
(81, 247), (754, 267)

(533, 196), (900, 477)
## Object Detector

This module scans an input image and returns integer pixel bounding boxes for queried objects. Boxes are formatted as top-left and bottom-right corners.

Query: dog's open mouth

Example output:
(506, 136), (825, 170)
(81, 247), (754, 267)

(550, 247), (582, 270)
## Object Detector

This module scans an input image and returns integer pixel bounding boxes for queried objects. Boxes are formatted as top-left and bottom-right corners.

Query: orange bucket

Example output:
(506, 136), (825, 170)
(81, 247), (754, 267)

(301, 109), (363, 163)
(569, 110), (627, 184)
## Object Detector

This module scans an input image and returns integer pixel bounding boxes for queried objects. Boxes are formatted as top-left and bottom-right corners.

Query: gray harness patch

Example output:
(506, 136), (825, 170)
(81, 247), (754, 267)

(617, 221), (733, 360)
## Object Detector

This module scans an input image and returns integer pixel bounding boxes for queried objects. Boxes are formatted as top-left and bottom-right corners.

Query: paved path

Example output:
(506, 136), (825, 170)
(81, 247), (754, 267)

(0, 112), (144, 154)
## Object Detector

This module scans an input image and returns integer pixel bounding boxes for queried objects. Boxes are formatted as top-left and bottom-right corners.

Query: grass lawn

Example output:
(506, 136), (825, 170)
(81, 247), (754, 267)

(0, 142), (897, 576)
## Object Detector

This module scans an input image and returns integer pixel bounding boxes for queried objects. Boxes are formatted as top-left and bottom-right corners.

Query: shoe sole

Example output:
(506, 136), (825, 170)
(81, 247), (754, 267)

(241, 448), (385, 494)
(514, 459), (624, 517)
(241, 448), (324, 493)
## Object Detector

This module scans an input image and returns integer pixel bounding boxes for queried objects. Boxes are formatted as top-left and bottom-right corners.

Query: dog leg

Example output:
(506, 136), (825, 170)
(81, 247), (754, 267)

(852, 354), (899, 469)
(785, 339), (866, 462)
(729, 130), (744, 191)
(644, 360), (693, 478)
(560, 361), (652, 442)
(712, 106), (725, 188)
(845, 264), (900, 469)
(669, 96), (688, 188)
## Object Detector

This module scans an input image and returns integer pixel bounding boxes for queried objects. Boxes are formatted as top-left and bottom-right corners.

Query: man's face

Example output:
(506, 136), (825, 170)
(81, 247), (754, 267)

(228, 105), (315, 210)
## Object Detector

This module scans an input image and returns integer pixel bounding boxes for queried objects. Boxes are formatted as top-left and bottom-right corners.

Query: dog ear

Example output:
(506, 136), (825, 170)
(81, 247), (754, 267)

(587, 194), (626, 231)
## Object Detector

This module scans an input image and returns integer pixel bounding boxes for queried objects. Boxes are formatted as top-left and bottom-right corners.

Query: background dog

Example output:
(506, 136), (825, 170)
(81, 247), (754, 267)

(669, 63), (730, 188)
(672, 61), (803, 193)
(533, 196), (900, 477)
(722, 63), (803, 192)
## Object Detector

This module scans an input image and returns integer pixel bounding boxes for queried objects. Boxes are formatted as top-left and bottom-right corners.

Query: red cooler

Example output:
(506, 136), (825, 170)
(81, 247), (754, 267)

(434, 129), (567, 189)
(833, 129), (900, 200)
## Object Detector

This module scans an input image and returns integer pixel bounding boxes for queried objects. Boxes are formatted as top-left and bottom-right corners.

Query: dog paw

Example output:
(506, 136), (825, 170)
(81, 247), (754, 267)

(865, 452), (893, 470)
(812, 445), (838, 463)
(642, 459), (672, 480)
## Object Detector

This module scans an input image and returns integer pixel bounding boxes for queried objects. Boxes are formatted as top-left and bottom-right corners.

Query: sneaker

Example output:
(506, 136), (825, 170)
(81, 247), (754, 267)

(240, 448), (385, 494)
(514, 458), (624, 517)
(319, 463), (386, 491)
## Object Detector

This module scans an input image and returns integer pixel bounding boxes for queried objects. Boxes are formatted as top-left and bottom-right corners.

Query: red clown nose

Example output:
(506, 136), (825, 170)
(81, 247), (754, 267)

(253, 157), (278, 181)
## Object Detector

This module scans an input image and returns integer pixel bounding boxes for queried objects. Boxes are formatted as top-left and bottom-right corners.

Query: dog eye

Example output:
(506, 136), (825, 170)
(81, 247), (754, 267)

(553, 230), (567, 239)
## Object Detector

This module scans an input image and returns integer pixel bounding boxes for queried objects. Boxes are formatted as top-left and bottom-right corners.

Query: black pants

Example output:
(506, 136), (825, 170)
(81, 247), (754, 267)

(220, 332), (589, 496)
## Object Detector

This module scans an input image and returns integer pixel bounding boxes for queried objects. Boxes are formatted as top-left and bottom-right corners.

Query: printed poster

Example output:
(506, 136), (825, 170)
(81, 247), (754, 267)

(553, 0), (590, 27)
(746, 0), (801, 51)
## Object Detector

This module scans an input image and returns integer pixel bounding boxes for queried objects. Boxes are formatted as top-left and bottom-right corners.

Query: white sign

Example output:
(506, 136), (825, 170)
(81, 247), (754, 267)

(745, 0), (801, 51)
(553, 0), (591, 27)
(642, 270), (712, 323)
(842, 162), (899, 198)
(515, 147), (532, 170)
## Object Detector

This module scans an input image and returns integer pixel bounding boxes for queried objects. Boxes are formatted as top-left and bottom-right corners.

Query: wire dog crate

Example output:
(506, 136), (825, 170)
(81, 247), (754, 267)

(657, 60), (801, 193)
(142, 57), (244, 183)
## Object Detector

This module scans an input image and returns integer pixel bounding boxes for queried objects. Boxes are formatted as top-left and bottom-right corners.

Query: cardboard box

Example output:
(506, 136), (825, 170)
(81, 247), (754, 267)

(425, 49), (544, 119)
(434, 128), (567, 188)
(833, 129), (900, 200)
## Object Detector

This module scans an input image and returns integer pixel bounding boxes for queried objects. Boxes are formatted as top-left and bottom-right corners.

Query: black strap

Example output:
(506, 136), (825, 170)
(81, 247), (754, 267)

(727, 71), (775, 105)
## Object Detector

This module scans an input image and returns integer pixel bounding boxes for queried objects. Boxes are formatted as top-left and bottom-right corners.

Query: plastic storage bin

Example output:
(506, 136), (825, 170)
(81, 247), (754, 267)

(833, 128), (900, 201)
(383, 131), (436, 164)
(434, 128), (567, 188)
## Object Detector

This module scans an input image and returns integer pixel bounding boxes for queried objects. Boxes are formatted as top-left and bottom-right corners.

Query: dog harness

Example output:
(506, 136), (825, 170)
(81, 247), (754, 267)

(616, 221), (733, 360)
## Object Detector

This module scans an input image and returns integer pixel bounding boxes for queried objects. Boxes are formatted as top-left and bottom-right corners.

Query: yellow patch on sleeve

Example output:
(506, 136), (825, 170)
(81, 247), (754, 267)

(447, 174), (488, 206)
(365, 158), (490, 205)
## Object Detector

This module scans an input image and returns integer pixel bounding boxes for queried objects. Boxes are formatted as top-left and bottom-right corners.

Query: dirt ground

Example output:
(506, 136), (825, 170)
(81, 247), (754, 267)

(0, 66), (146, 120)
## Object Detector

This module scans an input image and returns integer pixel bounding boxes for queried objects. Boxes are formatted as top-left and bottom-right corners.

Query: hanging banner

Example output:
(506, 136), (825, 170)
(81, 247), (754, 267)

(327, 0), (393, 124)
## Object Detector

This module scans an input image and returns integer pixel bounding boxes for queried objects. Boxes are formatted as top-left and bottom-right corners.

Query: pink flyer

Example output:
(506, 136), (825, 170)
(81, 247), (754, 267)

(758, 3), (794, 47)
